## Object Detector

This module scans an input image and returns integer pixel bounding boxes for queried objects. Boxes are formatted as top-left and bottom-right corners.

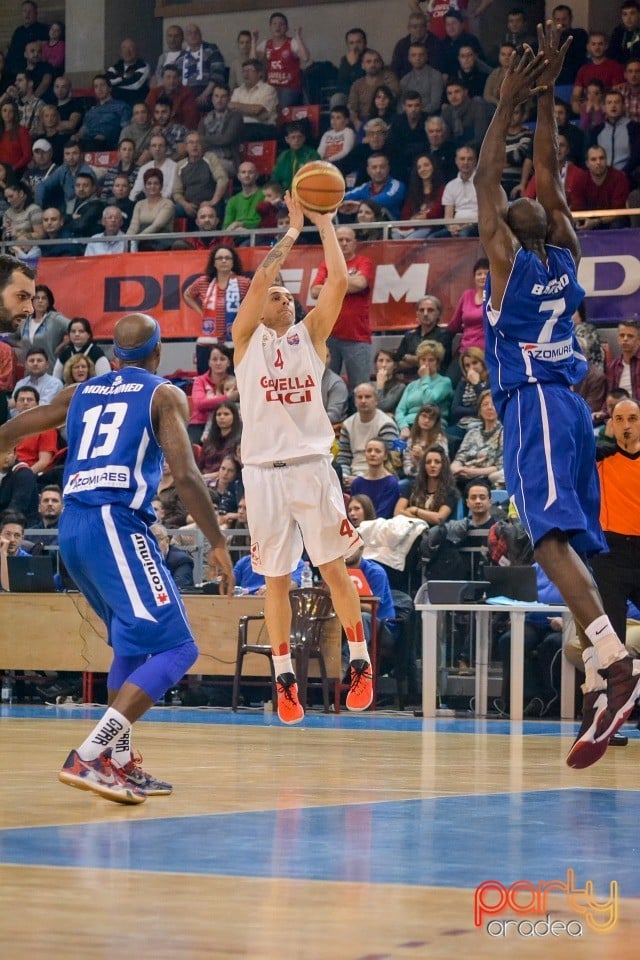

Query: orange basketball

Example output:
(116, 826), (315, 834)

(292, 161), (346, 214)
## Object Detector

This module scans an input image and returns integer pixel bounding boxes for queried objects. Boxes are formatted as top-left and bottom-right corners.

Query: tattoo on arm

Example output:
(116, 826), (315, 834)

(261, 235), (295, 272)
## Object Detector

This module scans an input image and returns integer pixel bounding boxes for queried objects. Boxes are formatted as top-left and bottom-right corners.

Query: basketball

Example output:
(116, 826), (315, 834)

(292, 161), (346, 214)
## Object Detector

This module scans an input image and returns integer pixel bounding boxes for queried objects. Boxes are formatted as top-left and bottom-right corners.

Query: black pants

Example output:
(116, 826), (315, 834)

(591, 533), (640, 643)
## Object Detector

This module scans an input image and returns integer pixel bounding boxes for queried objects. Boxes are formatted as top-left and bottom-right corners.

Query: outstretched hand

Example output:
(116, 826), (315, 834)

(499, 45), (548, 108)
(536, 19), (573, 86)
(283, 189), (305, 233)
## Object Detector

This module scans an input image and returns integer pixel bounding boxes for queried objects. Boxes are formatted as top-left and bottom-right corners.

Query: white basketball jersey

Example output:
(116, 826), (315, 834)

(236, 321), (335, 466)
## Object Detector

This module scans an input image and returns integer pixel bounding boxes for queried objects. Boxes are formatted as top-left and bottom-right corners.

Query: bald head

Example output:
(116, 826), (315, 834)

(506, 198), (547, 245)
(113, 313), (161, 368)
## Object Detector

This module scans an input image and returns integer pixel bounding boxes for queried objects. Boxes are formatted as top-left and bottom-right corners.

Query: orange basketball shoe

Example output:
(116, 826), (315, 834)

(276, 673), (304, 724)
(346, 659), (374, 711)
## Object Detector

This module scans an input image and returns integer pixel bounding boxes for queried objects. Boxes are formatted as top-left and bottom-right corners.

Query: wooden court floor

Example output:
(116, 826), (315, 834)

(1, 708), (639, 960)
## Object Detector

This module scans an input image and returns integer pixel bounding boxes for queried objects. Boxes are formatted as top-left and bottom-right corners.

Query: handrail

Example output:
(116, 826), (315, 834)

(2, 208), (639, 255)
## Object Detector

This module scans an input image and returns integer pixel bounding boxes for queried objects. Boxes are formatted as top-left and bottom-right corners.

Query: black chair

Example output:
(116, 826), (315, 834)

(231, 587), (336, 712)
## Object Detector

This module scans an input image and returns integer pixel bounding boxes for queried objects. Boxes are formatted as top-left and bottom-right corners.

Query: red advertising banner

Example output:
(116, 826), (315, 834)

(37, 231), (640, 340)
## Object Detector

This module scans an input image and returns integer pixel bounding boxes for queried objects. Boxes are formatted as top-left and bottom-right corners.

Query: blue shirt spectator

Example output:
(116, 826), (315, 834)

(233, 555), (305, 595)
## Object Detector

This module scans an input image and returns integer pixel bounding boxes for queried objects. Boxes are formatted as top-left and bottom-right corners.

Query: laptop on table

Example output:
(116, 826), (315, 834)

(7, 555), (57, 593)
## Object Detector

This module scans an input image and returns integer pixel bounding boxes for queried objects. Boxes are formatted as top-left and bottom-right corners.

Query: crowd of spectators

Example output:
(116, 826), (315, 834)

(2, 1), (640, 708)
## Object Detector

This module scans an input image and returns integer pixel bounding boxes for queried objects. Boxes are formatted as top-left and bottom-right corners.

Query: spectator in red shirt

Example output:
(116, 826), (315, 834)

(524, 133), (588, 211)
(310, 226), (374, 391)
(13, 385), (58, 474)
(145, 64), (200, 131)
(575, 144), (630, 229)
(571, 32), (625, 114)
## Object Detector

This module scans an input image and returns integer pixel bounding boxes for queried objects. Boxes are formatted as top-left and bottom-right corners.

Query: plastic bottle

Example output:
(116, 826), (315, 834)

(1, 674), (13, 704)
(233, 586), (249, 596)
(301, 561), (313, 589)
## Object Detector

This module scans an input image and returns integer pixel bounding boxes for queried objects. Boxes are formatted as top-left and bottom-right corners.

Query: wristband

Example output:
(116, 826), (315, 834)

(285, 227), (300, 241)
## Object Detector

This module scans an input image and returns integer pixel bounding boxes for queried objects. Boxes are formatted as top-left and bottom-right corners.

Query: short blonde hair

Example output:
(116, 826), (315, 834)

(63, 352), (96, 385)
(416, 339), (445, 365)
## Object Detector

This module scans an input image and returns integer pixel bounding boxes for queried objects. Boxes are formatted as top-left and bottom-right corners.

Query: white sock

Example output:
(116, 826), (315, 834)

(77, 708), (130, 761)
(273, 654), (294, 678)
(582, 647), (605, 693)
(348, 641), (369, 663)
(110, 726), (134, 769)
(585, 616), (627, 669)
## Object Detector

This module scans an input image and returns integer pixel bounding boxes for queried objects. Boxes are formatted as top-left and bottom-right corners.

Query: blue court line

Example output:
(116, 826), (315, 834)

(5, 703), (640, 739)
(0, 789), (637, 897)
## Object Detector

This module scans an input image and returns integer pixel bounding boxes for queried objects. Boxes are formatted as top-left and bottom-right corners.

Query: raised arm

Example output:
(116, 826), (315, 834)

(301, 209), (348, 352)
(231, 190), (304, 359)
(532, 21), (580, 264)
(476, 46), (546, 284)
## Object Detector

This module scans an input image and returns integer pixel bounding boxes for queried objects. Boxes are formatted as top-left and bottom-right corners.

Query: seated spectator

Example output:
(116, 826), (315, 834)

(12, 346), (63, 405)
(395, 153), (444, 238)
(447, 257), (488, 361)
(2, 180), (43, 259)
(441, 8), (485, 78)
(402, 403), (449, 478)
(24, 39), (53, 102)
(395, 443), (458, 524)
(11, 70), (44, 135)
(430, 143), (479, 238)
(354, 199), (392, 240)
(605, 318), (640, 399)
(152, 24), (185, 86)
(552, 4), (589, 88)
(107, 174), (135, 228)
(451, 390), (504, 488)
(395, 295), (453, 378)
(223, 160), (264, 234)
(6, 1), (49, 76)
(228, 30), (252, 92)
(207, 454), (243, 526)
(588, 87), (640, 179)
(337, 382), (400, 488)
(106, 38), (151, 106)
(119, 103), (153, 164)
(523, 133), (588, 211)
(42, 21), (64, 76)
(321, 346), (349, 425)
(68, 170), (104, 242)
(51, 75), (83, 136)
(229, 58), (279, 140)
(421, 478), (495, 584)
(188, 343), (239, 444)
(373, 348), (406, 414)
(149, 97), (187, 163)
(13, 385), (58, 473)
(233, 548), (305, 595)
(335, 28), (367, 101)
(448, 346), (490, 444)
(0, 510), (32, 591)
(575, 144), (630, 230)
(0, 450), (39, 525)
(30, 484), (63, 546)
(365, 84), (397, 129)
(127, 167), (174, 250)
(578, 78), (606, 132)
(256, 179), (284, 230)
(146, 64), (199, 131)
(348, 48), (400, 132)
(23, 137), (57, 194)
(553, 97), (586, 166)
(572, 32), (625, 114)
(337, 118), (400, 186)
(424, 114), (457, 182)
(252, 11), (311, 108)
(392, 9), (445, 77)
(388, 92), (430, 181)
(130, 132), (175, 201)
(616, 57), (640, 120)
(440, 80), (493, 150)
(150, 523), (194, 590)
(35, 140), (93, 212)
(198, 400), (242, 482)
(483, 42), (516, 107)
(502, 7), (537, 56)
(172, 200), (220, 251)
(172, 131), (229, 223)
(15, 285), (67, 367)
(608, 1), (640, 63)
(84, 203), (127, 256)
(272, 121), (321, 192)
(52, 316), (111, 380)
(453, 43), (491, 99)
(501, 103), (532, 199)
(62, 351), (95, 385)
(183, 245), (251, 371)
(341, 152), (407, 220)
(0, 101), (32, 173)
(347, 493), (376, 528)
(350, 438), (401, 518)
(199, 83), (244, 176)
(77, 74), (131, 151)
(176, 23), (226, 106)
(396, 340), (454, 435)
(318, 105), (356, 163)
(38, 205), (76, 257)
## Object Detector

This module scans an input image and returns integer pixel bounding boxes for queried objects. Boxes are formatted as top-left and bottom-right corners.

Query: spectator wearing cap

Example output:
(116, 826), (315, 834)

(76, 74), (131, 151)
(23, 138), (57, 194)
(68, 170), (104, 242)
(441, 8), (485, 79)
